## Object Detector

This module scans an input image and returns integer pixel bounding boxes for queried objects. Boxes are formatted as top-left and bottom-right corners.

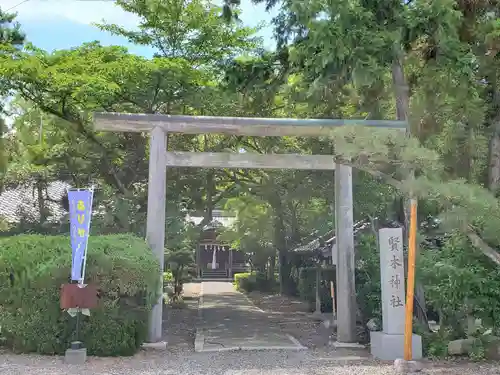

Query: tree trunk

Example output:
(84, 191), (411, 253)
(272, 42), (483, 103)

(198, 174), (215, 229)
(391, 47), (429, 327)
(488, 128), (500, 194)
(271, 195), (292, 295)
(392, 51), (411, 239)
(205, 170), (214, 223)
(36, 180), (47, 225)
(289, 201), (301, 245)
(0, 119), (6, 191)
(391, 48), (411, 233)
(199, 135), (216, 229)
(268, 253), (276, 280)
(391, 57), (409, 125)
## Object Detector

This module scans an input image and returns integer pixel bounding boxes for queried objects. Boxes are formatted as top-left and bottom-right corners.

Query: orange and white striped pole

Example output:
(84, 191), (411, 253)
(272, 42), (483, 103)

(404, 199), (417, 360)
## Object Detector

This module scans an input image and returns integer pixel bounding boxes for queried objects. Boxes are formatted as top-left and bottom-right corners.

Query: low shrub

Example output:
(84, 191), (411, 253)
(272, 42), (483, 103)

(255, 271), (279, 292)
(355, 234), (382, 325)
(234, 272), (279, 293)
(421, 231), (500, 333)
(234, 272), (255, 291)
(164, 247), (195, 299)
(163, 271), (173, 284)
(0, 234), (160, 356)
(417, 327), (450, 358)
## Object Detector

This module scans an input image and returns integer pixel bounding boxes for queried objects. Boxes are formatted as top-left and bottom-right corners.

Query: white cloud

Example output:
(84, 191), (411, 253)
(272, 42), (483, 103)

(0, 0), (141, 28)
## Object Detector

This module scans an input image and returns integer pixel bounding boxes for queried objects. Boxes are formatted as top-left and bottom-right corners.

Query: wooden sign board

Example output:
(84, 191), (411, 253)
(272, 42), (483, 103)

(60, 284), (98, 309)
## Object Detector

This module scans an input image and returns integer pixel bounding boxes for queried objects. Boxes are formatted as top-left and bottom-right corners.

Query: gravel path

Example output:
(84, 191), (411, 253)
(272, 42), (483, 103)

(1, 349), (500, 375)
(1, 282), (498, 374)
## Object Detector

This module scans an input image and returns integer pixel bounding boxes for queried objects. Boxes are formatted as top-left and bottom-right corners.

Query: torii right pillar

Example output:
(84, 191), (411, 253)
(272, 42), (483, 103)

(333, 163), (362, 347)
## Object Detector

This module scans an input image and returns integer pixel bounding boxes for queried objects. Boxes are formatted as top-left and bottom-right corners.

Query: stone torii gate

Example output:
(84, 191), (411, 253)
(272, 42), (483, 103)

(92, 112), (406, 344)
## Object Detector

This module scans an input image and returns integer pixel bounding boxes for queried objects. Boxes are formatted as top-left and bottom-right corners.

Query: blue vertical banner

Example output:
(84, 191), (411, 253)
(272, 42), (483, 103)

(68, 188), (94, 282)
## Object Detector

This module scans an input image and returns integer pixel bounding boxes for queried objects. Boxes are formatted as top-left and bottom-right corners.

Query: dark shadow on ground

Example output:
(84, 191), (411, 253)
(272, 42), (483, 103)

(199, 283), (333, 350)
(161, 283), (200, 350)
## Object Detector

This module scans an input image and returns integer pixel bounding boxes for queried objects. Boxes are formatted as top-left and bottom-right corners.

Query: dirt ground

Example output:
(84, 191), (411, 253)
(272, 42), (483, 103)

(245, 290), (333, 348)
(161, 282), (201, 351)
(164, 283), (333, 350)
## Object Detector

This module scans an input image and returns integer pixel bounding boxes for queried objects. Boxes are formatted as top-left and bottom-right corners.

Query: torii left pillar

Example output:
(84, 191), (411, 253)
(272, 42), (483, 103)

(146, 126), (167, 342)
(334, 163), (358, 346)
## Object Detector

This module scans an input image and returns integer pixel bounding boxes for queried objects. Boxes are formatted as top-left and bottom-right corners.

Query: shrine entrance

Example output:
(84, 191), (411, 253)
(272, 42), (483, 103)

(195, 218), (248, 280)
(92, 112), (406, 344)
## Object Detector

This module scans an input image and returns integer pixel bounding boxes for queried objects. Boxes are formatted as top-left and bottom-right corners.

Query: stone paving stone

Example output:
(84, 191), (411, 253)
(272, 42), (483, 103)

(196, 282), (306, 352)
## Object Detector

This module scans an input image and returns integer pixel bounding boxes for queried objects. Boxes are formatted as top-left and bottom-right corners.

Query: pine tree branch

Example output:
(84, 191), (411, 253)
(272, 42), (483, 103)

(467, 227), (500, 266)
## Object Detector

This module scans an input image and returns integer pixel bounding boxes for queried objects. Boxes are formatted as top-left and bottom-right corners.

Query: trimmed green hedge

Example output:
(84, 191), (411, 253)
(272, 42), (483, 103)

(234, 272), (253, 291)
(234, 272), (279, 293)
(0, 234), (160, 356)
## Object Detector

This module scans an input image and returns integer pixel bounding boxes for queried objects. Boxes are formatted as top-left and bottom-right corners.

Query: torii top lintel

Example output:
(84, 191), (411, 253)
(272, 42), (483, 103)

(93, 112), (407, 137)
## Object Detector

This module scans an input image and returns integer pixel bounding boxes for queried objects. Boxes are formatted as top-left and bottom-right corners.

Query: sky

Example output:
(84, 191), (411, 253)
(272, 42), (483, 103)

(0, 0), (277, 57)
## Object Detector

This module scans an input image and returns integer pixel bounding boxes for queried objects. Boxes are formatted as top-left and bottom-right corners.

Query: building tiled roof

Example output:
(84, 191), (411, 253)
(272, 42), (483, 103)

(0, 181), (69, 223)
(292, 219), (371, 257)
(185, 210), (236, 229)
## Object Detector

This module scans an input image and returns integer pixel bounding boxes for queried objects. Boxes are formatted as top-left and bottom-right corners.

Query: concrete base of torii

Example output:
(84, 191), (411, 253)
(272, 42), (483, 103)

(331, 341), (366, 349)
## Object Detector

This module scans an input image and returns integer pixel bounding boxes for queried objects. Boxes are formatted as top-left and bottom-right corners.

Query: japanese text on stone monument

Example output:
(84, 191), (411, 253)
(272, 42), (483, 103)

(379, 228), (406, 335)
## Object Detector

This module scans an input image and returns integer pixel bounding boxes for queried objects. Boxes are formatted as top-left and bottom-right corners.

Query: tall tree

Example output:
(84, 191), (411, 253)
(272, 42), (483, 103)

(0, 7), (25, 46)
(0, 0), (261, 236)
(0, 117), (7, 189)
(98, 0), (258, 66)
(0, 7), (25, 190)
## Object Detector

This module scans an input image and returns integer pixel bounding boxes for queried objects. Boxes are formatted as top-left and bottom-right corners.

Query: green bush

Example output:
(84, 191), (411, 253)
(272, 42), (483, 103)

(165, 247), (195, 299)
(163, 271), (173, 283)
(419, 231), (500, 354)
(234, 272), (255, 291)
(0, 234), (160, 356)
(298, 267), (336, 312)
(234, 272), (278, 293)
(355, 234), (382, 325)
(418, 328), (450, 358)
(255, 271), (279, 292)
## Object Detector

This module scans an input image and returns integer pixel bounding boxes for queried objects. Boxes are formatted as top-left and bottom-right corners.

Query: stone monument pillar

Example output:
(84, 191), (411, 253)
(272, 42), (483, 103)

(370, 227), (422, 360)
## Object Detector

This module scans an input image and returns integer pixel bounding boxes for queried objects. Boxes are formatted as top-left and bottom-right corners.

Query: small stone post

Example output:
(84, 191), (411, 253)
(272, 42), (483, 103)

(314, 265), (321, 315)
(370, 228), (422, 360)
(229, 247), (233, 279)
